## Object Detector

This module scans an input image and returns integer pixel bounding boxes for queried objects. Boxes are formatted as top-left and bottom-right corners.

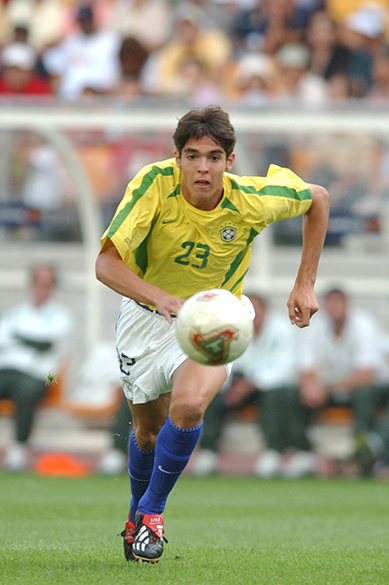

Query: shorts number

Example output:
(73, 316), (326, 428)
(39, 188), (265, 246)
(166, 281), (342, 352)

(118, 351), (136, 376)
(174, 241), (210, 269)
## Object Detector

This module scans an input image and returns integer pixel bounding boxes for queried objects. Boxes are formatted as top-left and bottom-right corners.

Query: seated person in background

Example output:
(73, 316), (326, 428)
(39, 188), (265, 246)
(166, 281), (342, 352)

(0, 42), (52, 95)
(191, 293), (315, 479)
(0, 264), (73, 471)
(298, 287), (389, 476)
(67, 340), (132, 475)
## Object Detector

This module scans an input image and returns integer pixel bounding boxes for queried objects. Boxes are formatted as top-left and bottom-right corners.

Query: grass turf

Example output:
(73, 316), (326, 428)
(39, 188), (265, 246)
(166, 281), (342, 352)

(1, 472), (389, 585)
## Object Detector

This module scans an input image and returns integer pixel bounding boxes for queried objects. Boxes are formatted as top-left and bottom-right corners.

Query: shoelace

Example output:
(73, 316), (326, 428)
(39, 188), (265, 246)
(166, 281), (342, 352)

(119, 529), (133, 540)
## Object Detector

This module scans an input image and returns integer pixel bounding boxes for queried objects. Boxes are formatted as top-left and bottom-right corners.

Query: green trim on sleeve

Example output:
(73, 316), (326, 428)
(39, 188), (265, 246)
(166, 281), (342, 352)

(106, 165), (174, 237)
(230, 178), (311, 201)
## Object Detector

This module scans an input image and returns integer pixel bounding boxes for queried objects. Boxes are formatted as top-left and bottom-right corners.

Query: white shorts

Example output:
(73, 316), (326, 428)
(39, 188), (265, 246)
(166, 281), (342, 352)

(115, 298), (232, 404)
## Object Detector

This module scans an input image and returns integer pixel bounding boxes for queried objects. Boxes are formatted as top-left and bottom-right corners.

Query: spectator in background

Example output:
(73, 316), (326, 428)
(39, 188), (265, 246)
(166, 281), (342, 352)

(368, 44), (389, 99)
(10, 24), (30, 45)
(41, 3), (121, 101)
(305, 10), (352, 100)
(0, 0), (67, 53)
(112, 36), (149, 99)
(108, 0), (172, 53)
(171, 0), (234, 35)
(191, 294), (315, 479)
(0, 264), (73, 471)
(60, 0), (115, 39)
(142, 8), (232, 96)
(234, 51), (276, 105)
(326, 0), (389, 27)
(273, 42), (328, 106)
(298, 288), (389, 476)
(231, 0), (318, 56)
(340, 2), (388, 97)
(161, 57), (225, 105)
(0, 42), (52, 95)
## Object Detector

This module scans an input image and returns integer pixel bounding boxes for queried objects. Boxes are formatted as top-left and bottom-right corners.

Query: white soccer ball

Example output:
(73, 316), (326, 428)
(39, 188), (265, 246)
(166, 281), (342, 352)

(175, 289), (253, 366)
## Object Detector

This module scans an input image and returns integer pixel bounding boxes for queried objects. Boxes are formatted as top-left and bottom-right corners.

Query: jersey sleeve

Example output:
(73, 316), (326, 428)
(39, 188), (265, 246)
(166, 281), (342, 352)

(263, 164), (312, 222)
(100, 163), (160, 270)
(227, 165), (312, 233)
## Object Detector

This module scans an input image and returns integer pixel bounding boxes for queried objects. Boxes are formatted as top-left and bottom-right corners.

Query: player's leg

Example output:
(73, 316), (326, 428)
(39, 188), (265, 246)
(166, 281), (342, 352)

(132, 359), (227, 562)
(128, 393), (171, 516)
(122, 392), (170, 561)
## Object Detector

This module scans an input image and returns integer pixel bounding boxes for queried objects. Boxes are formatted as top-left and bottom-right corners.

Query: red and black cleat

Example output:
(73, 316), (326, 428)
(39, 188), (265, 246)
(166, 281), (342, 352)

(132, 512), (167, 563)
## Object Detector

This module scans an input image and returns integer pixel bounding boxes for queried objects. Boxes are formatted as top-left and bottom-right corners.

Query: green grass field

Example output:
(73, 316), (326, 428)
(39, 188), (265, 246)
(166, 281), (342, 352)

(1, 472), (389, 585)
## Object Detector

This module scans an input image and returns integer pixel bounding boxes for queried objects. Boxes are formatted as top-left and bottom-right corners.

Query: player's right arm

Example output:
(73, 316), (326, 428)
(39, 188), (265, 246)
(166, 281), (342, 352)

(96, 238), (185, 323)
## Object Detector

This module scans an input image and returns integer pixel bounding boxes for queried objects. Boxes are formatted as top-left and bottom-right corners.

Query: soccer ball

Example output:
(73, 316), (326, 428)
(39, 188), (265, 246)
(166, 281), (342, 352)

(175, 289), (253, 366)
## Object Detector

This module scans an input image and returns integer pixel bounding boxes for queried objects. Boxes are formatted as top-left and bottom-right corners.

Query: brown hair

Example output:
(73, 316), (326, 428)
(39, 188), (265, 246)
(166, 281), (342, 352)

(173, 105), (236, 157)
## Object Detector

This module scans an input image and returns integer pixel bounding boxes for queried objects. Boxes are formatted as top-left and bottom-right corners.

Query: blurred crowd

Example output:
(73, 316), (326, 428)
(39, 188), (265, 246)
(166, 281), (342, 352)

(2, 0), (389, 247)
(1, 0), (389, 105)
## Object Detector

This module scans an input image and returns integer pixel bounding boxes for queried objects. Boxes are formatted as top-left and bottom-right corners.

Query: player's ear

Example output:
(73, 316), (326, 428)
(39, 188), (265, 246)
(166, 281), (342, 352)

(174, 150), (181, 168)
(225, 152), (235, 172)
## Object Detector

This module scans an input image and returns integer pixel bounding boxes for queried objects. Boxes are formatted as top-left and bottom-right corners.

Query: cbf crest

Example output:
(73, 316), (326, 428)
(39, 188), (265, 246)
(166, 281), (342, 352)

(220, 225), (236, 242)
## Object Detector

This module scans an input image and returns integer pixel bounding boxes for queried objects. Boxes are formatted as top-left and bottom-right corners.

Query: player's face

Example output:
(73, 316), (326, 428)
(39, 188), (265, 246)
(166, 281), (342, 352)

(175, 136), (235, 210)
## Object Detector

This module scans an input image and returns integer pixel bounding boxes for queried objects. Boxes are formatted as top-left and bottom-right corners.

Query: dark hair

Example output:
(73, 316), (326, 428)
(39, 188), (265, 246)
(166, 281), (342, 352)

(173, 105), (236, 157)
(324, 287), (347, 300)
(119, 36), (149, 77)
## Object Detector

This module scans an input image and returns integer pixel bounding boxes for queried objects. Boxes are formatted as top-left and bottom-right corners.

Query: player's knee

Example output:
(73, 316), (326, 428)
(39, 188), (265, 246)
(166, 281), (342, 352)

(170, 398), (204, 428)
(133, 425), (161, 451)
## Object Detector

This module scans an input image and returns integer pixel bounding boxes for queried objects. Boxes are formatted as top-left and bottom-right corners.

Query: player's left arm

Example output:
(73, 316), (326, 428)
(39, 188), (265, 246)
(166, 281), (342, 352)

(287, 183), (330, 328)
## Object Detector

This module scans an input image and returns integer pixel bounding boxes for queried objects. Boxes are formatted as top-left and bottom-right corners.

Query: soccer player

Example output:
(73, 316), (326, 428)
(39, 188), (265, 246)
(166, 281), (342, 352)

(95, 105), (330, 563)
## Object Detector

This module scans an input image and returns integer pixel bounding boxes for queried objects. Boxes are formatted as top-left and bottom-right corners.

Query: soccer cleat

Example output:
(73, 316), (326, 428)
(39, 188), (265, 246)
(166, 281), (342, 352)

(132, 512), (166, 563)
(120, 516), (136, 562)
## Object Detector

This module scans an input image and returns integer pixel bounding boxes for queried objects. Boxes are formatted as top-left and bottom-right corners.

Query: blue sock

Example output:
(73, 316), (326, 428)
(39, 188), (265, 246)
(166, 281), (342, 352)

(138, 416), (203, 515)
(128, 430), (155, 523)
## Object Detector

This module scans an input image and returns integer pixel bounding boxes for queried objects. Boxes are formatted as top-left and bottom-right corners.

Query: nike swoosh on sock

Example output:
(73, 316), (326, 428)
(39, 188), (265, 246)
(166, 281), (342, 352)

(158, 465), (181, 475)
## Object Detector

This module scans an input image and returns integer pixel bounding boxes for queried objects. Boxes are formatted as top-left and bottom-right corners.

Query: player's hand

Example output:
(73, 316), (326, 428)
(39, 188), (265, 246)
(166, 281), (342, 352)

(155, 294), (186, 323)
(287, 282), (319, 328)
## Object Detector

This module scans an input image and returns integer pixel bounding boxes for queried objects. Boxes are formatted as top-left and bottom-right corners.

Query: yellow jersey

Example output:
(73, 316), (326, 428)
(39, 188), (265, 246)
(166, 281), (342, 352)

(101, 158), (311, 301)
